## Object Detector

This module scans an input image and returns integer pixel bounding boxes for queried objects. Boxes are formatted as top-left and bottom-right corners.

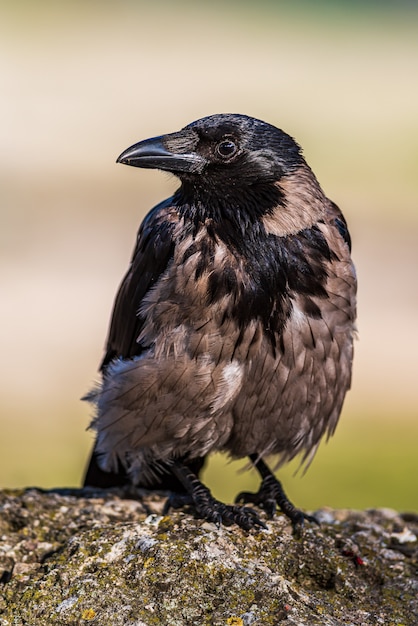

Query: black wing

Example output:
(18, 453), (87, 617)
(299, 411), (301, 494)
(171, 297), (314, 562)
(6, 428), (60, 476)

(101, 197), (176, 370)
(84, 197), (209, 489)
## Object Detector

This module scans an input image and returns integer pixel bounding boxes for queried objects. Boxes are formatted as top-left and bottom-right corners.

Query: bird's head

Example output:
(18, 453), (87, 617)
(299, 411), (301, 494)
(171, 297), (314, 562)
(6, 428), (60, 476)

(117, 114), (325, 233)
(117, 114), (304, 188)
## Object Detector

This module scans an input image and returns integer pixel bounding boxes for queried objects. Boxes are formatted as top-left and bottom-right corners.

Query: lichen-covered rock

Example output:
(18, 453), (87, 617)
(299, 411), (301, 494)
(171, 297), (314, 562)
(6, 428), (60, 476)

(0, 488), (417, 625)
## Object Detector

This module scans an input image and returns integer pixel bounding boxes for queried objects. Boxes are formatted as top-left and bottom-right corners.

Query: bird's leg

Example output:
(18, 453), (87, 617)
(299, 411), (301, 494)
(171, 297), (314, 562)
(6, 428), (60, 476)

(235, 455), (319, 532)
(163, 461), (267, 530)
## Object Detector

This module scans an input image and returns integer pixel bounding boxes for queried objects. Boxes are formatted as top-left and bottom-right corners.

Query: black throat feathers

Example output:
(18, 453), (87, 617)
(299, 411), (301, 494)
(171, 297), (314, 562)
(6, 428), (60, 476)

(175, 182), (334, 341)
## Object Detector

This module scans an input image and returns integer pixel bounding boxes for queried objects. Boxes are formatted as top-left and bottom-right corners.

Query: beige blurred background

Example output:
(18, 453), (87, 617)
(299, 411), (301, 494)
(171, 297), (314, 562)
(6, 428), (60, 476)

(1, 1), (417, 511)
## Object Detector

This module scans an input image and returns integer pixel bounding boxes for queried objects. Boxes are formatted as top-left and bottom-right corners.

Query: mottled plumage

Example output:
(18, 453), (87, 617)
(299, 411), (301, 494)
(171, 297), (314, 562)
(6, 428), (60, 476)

(84, 114), (356, 530)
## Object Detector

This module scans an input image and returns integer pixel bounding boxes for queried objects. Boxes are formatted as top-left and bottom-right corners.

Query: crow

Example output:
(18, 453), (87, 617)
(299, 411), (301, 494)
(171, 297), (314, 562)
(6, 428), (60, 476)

(83, 113), (356, 530)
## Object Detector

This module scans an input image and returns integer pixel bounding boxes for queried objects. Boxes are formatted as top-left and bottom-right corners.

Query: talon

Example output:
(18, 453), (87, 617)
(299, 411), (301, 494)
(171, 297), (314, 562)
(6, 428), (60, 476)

(237, 457), (319, 532)
(169, 462), (267, 530)
(236, 490), (277, 520)
(212, 512), (223, 528)
(291, 510), (305, 527)
(305, 513), (321, 526)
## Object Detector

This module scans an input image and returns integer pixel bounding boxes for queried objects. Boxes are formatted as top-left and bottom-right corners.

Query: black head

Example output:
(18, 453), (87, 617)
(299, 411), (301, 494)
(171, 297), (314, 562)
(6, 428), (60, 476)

(117, 114), (304, 189)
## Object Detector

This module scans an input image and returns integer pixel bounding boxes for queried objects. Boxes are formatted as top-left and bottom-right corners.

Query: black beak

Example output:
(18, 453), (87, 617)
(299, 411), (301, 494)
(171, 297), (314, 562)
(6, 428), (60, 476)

(116, 132), (204, 174)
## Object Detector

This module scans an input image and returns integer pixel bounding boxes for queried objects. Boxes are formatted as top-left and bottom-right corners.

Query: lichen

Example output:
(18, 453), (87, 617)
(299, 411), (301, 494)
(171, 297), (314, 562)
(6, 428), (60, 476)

(0, 489), (417, 625)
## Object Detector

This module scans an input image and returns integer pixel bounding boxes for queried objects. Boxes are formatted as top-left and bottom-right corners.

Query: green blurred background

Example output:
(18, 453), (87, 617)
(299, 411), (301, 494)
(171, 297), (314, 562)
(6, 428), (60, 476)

(1, 0), (417, 512)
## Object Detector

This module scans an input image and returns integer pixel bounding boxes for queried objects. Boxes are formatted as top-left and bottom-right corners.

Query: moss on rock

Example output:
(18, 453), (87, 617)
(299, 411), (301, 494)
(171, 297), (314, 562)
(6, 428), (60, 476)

(0, 488), (417, 625)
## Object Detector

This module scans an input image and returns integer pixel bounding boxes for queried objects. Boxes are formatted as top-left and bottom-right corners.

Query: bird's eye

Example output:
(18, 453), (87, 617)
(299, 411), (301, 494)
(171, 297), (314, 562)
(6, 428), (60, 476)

(216, 139), (238, 159)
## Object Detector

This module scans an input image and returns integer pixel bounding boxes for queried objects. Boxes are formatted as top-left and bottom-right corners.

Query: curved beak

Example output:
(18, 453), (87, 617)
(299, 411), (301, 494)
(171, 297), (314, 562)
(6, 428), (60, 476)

(116, 132), (204, 174)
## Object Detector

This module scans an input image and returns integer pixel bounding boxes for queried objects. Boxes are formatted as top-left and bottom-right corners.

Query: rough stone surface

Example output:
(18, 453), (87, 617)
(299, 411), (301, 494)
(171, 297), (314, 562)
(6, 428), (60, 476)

(0, 488), (417, 625)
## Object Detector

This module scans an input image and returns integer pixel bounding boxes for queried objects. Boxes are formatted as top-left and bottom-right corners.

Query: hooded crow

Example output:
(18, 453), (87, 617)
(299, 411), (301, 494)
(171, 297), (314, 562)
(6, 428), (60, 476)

(84, 113), (356, 530)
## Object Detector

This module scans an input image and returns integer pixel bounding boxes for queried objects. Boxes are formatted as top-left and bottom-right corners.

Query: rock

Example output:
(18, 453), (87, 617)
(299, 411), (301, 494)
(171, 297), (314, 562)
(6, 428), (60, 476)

(0, 488), (417, 625)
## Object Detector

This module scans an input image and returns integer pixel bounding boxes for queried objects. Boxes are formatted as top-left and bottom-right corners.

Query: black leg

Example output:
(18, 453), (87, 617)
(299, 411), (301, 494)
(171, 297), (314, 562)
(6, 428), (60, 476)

(235, 455), (319, 532)
(164, 461), (267, 530)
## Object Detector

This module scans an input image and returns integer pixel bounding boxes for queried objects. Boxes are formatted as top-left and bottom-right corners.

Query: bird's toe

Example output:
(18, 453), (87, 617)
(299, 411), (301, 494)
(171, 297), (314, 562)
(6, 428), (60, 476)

(235, 474), (319, 533)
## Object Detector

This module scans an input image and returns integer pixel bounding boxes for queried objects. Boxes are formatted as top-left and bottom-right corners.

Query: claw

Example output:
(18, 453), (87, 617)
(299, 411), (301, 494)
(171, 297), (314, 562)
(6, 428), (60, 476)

(167, 461), (269, 530)
(202, 502), (267, 531)
(235, 490), (277, 519)
(235, 472), (318, 533)
(164, 485), (267, 530)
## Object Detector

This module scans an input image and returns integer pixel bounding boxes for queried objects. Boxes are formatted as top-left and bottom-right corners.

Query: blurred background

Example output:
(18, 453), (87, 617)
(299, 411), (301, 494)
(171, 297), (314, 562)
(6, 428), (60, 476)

(1, 0), (417, 512)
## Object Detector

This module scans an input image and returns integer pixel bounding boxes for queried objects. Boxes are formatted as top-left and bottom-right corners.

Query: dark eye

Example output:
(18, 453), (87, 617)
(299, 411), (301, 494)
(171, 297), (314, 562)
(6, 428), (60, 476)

(216, 139), (238, 159)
